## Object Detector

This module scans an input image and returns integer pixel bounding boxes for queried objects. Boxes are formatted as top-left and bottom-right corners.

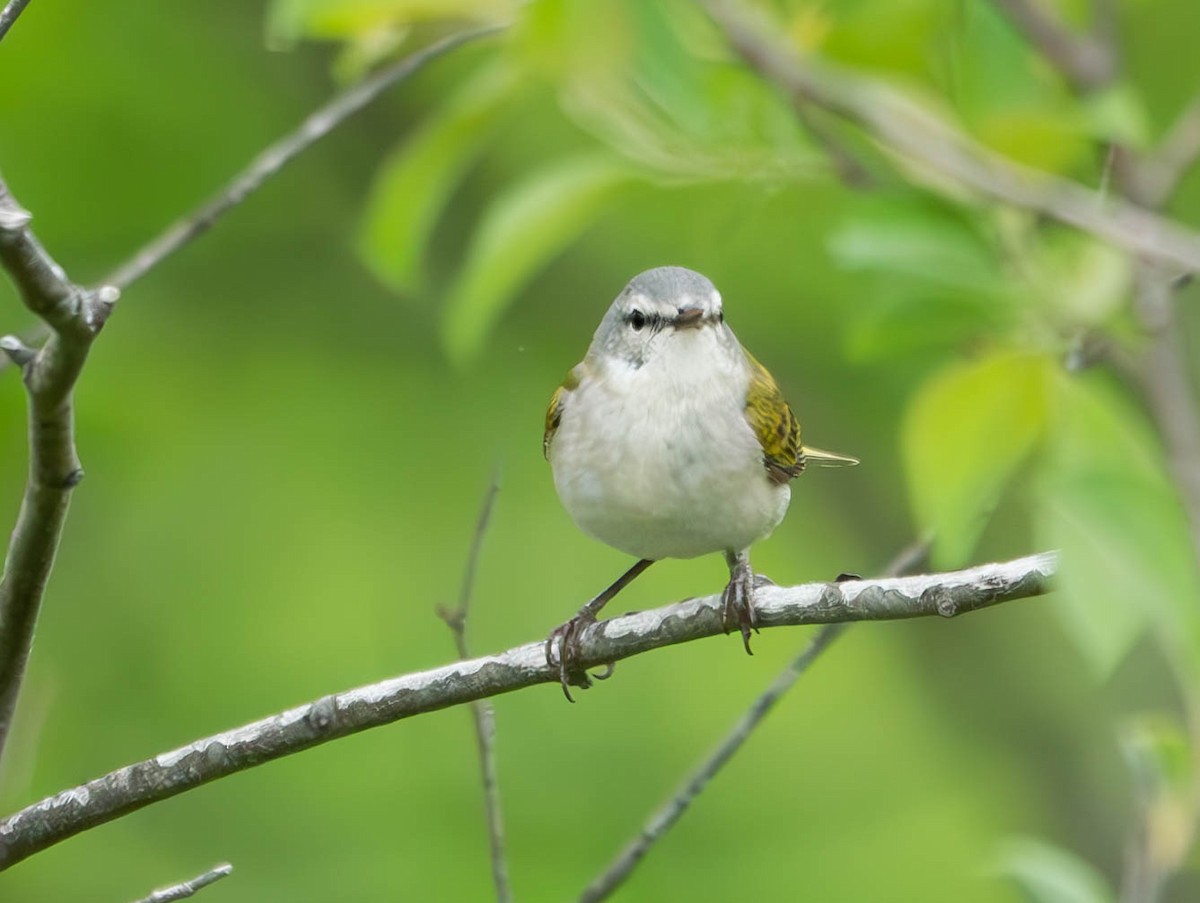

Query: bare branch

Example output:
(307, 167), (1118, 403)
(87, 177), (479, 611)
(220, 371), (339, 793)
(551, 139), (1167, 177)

(0, 551), (1056, 870)
(580, 624), (846, 903)
(578, 540), (930, 902)
(790, 105), (875, 189)
(101, 25), (505, 292)
(700, 0), (1200, 274)
(439, 470), (502, 650)
(1132, 98), (1200, 209)
(989, 0), (1116, 93)
(0, 25), (506, 377)
(0, 177), (118, 764)
(438, 472), (511, 903)
(1130, 269), (1200, 568)
(131, 863), (233, 903)
(0, 0), (32, 45)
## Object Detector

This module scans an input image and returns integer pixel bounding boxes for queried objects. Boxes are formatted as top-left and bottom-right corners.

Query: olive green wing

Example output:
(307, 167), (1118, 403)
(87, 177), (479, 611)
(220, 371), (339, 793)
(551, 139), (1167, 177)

(744, 351), (804, 485)
(744, 351), (859, 483)
(543, 364), (583, 460)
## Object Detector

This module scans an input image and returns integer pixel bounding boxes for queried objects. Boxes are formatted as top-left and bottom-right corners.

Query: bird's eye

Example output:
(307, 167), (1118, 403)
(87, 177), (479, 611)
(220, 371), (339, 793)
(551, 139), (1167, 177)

(718, 311), (724, 323)
(629, 310), (647, 331)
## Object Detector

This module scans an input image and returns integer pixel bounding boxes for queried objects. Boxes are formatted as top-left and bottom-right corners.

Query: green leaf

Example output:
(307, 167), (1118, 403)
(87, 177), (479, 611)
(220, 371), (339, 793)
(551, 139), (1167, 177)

(844, 286), (1012, 363)
(994, 837), (1115, 903)
(822, 0), (945, 79)
(1036, 373), (1200, 678)
(1118, 715), (1195, 874)
(974, 108), (1090, 173)
(942, 1), (1091, 173)
(829, 194), (1012, 297)
(356, 60), (520, 294)
(1027, 230), (1131, 328)
(440, 155), (638, 366)
(517, 0), (819, 182)
(1121, 714), (1193, 803)
(267, 0), (512, 48)
(903, 350), (1053, 566)
(1082, 83), (1152, 149)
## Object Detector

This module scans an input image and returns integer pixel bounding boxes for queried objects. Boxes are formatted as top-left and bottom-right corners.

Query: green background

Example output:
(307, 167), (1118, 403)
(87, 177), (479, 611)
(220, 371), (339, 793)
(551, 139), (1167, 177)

(1, 1), (1198, 900)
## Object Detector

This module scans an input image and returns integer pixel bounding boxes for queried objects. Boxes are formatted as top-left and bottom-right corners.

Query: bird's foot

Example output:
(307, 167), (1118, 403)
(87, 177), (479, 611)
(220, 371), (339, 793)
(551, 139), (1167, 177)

(545, 610), (613, 703)
(721, 558), (759, 655)
(543, 559), (654, 703)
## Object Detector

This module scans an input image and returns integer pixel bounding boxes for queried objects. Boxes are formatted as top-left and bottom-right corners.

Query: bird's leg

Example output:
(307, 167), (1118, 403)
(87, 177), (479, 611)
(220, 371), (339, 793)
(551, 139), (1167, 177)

(721, 549), (758, 655)
(546, 558), (655, 702)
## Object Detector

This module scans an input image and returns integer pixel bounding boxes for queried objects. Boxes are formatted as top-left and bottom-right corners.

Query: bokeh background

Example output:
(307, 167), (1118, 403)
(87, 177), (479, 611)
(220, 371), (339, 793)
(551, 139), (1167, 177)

(1, 0), (1199, 900)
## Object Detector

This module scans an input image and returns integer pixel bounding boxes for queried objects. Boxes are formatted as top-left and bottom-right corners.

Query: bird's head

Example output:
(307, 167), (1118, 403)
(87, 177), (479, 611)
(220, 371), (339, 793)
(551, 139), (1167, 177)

(589, 266), (731, 370)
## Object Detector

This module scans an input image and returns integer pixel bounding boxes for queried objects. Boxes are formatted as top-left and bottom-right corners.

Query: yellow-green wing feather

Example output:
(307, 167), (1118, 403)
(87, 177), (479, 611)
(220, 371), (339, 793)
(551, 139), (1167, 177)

(543, 365), (583, 459)
(744, 351), (859, 482)
(744, 351), (804, 485)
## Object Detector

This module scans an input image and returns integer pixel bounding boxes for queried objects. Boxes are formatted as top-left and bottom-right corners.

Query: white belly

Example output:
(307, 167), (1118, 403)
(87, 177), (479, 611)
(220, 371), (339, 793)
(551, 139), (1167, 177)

(549, 351), (790, 561)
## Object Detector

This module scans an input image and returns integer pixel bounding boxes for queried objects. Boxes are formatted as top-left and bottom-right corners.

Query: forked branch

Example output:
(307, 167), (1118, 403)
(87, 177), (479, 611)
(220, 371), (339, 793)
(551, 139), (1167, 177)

(0, 178), (118, 763)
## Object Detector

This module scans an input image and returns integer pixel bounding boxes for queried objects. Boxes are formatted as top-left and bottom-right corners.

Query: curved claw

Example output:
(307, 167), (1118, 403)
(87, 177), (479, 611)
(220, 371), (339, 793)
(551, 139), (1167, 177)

(545, 611), (601, 702)
(721, 555), (759, 655)
(592, 662), (616, 681)
(544, 559), (653, 701)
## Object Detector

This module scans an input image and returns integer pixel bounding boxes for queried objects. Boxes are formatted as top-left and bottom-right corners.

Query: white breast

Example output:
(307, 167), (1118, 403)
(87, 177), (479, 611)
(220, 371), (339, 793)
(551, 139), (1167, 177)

(549, 331), (791, 560)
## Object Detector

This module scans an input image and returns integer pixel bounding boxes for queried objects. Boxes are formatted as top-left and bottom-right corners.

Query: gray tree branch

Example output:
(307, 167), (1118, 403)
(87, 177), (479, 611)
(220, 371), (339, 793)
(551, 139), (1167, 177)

(100, 25), (504, 293)
(989, 0), (1116, 93)
(0, 24), (505, 377)
(0, 178), (117, 764)
(0, 551), (1056, 871)
(700, 0), (1200, 274)
(0, 0), (32, 45)
(1124, 98), (1200, 209)
(130, 862), (232, 903)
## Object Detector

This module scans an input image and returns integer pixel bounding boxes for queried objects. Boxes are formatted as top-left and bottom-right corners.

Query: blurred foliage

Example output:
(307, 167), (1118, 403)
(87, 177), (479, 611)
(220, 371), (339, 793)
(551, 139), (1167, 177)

(1, 0), (1200, 900)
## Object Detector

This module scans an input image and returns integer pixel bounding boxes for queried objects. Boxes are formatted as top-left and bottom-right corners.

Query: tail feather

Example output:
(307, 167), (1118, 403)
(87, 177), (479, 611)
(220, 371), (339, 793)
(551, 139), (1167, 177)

(802, 446), (859, 467)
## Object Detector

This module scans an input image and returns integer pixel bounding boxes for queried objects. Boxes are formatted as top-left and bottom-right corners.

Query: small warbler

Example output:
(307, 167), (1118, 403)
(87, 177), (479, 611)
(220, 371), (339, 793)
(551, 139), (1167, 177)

(543, 266), (857, 699)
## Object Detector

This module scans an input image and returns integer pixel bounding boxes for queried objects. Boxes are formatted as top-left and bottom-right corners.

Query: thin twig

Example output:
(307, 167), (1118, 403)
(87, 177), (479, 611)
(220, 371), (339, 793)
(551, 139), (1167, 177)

(100, 25), (505, 292)
(577, 540), (930, 902)
(0, 24), (506, 374)
(1130, 270), (1200, 574)
(0, 0), (32, 45)
(580, 625), (845, 903)
(0, 551), (1057, 870)
(440, 470), (502, 650)
(791, 103), (874, 189)
(1134, 98), (1200, 209)
(988, 0), (1115, 93)
(0, 178), (117, 764)
(437, 471), (511, 903)
(1091, 0), (1119, 61)
(700, 0), (1200, 274)
(130, 863), (233, 903)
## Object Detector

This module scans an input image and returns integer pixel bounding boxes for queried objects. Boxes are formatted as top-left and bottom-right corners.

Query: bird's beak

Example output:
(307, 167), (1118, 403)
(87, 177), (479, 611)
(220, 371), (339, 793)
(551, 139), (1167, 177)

(674, 307), (705, 330)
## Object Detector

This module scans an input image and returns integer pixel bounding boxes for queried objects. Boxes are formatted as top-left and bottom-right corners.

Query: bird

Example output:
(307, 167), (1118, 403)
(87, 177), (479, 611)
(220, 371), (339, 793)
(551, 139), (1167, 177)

(542, 266), (858, 700)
